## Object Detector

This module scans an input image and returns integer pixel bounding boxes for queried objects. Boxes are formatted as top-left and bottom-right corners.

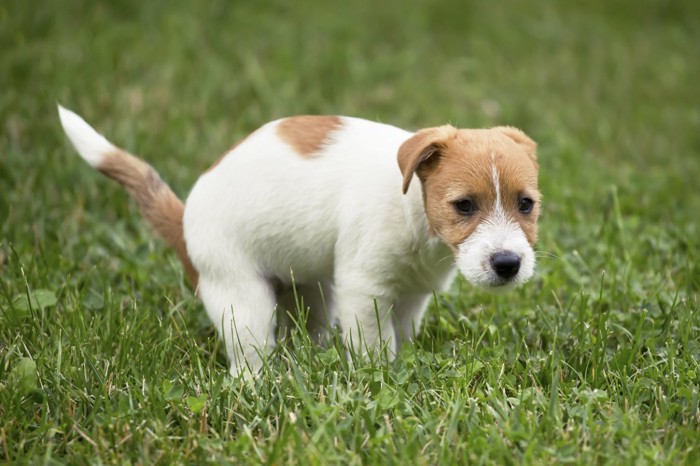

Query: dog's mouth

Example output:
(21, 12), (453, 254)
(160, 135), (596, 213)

(457, 268), (526, 290)
(485, 276), (522, 290)
(491, 277), (515, 287)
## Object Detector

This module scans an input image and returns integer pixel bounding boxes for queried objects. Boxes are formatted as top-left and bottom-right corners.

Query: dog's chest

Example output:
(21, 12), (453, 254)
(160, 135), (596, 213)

(394, 238), (455, 293)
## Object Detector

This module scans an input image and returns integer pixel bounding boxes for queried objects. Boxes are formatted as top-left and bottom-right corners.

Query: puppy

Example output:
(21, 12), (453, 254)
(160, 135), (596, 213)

(58, 106), (540, 377)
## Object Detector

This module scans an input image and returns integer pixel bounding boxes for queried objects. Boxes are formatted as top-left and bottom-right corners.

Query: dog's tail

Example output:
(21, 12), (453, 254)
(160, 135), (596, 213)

(57, 105), (199, 287)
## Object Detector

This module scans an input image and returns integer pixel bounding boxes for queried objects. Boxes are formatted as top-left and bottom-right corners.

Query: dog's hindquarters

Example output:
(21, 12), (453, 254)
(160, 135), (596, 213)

(57, 105), (198, 285)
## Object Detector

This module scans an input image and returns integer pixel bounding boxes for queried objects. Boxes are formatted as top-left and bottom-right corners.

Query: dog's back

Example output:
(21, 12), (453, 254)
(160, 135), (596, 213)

(183, 116), (419, 284)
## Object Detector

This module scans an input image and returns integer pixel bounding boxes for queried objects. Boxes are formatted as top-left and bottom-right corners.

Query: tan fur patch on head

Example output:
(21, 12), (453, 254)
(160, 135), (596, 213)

(495, 149), (540, 244)
(277, 116), (342, 157)
(493, 126), (538, 167)
(418, 138), (495, 249)
(415, 128), (540, 249)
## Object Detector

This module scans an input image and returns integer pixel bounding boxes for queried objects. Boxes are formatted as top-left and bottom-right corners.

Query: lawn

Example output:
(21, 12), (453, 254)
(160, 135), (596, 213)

(1, 0), (699, 464)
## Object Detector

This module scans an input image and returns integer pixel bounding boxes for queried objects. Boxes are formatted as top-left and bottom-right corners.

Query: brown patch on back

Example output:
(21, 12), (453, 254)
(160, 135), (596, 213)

(98, 150), (199, 287)
(404, 127), (539, 250)
(277, 116), (342, 157)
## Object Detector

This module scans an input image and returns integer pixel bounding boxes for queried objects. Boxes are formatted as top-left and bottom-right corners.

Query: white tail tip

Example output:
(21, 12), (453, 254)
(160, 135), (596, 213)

(57, 104), (116, 167)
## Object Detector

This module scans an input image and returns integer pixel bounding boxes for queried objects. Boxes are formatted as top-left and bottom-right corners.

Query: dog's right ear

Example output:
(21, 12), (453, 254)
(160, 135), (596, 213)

(397, 125), (456, 194)
(493, 126), (538, 167)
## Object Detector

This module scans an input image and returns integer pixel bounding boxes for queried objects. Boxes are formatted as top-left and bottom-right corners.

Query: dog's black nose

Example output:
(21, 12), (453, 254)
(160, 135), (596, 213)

(490, 251), (521, 279)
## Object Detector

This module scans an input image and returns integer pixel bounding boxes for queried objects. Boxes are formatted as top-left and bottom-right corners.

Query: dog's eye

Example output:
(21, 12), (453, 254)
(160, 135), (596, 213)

(454, 199), (477, 215)
(518, 197), (534, 214)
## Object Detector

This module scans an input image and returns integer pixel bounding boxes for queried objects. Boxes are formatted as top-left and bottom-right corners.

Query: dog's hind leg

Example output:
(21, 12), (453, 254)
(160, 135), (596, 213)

(198, 275), (277, 377)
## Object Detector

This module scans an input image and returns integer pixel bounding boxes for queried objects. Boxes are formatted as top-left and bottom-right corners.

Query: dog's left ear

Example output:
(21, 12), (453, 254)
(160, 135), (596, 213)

(493, 126), (538, 166)
(397, 125), (457, 194)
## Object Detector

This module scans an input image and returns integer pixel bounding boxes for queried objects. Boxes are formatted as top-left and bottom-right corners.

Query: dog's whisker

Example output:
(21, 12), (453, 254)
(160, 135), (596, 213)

(535, 251), (560, 260)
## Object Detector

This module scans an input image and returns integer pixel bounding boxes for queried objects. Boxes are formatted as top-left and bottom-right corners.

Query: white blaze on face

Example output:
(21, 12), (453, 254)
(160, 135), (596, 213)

(456, 163), (535, 288)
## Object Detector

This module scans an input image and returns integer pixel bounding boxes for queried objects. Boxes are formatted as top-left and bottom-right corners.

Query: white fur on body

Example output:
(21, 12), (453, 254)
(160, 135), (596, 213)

(58, 106), (538, 378)
(185, 118), (456, 375)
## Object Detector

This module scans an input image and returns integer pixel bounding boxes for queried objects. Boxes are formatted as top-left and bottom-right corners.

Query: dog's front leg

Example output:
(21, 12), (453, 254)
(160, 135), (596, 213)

(332, 280), (397, 360)
(393, 293), (433, 347)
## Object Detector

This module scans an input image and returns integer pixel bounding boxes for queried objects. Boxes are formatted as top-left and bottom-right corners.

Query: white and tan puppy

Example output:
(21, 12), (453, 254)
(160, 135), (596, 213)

(58, 106), (540, 377)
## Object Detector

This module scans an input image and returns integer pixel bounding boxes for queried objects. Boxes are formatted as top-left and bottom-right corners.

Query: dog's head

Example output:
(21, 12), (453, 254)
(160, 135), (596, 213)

(398, 125), (540, 289)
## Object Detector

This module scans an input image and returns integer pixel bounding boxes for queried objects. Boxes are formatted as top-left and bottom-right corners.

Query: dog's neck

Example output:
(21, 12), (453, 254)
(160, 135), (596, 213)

(395, 180), (456, 291)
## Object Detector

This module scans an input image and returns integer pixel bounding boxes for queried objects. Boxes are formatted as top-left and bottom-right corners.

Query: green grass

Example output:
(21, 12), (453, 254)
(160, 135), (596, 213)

(2, 0), (700, 463)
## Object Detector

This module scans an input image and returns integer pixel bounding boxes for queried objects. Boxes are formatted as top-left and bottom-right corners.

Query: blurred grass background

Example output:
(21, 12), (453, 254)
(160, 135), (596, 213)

(1, 0), (699, 464)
